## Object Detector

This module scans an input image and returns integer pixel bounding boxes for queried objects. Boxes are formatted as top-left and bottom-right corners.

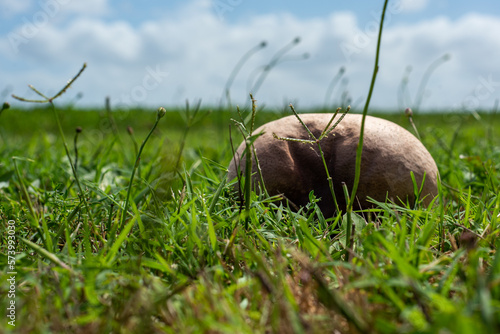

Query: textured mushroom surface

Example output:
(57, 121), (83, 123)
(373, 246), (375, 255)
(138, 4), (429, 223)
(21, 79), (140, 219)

(228, 113), (439, 216)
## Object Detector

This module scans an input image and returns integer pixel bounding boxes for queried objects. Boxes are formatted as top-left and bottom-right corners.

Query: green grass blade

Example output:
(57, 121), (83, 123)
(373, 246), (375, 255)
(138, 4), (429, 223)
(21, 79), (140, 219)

(20, 237), (73, 272)
(105, 215), (137, 266)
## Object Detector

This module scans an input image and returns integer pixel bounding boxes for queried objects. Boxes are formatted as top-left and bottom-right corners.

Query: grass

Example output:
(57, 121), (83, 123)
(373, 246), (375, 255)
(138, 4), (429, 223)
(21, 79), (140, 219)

(1, 1), (499, 331)
(0, 99), (499, 333)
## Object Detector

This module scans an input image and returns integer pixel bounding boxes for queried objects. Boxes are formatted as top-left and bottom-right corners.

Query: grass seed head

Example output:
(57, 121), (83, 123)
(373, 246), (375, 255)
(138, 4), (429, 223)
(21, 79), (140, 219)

(157, 106), (166, 120)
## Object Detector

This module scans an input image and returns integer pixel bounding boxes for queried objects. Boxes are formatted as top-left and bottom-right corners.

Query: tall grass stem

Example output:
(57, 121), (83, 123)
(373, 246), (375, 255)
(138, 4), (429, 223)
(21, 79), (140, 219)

(348, 0), (388, 212)
(346, 0), (388, 261)
(119, 107), (166, 229)
(221, 41), (267, 109)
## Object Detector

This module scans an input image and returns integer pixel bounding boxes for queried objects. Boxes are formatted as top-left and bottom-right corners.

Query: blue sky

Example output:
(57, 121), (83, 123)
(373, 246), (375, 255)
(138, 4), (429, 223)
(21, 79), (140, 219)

(1, 0), (500, 112)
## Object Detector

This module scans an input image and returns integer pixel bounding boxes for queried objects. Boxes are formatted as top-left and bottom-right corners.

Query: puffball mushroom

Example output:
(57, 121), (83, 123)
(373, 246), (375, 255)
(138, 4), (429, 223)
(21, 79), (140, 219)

(228, 113), (438, 216)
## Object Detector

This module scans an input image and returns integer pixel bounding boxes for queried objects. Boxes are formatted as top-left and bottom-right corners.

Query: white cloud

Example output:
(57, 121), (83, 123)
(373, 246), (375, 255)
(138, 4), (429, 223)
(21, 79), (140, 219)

(61, 0), (111, 16)
(0, 0), (110, 19)
(1, 0), (500, 113)
(399, 0), (430, 13)
(0, 0), (33, 16)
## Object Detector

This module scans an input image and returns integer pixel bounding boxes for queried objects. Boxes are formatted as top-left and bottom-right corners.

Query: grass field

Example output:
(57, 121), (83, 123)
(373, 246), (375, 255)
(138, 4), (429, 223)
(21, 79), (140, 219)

(1, 98), (499, 333)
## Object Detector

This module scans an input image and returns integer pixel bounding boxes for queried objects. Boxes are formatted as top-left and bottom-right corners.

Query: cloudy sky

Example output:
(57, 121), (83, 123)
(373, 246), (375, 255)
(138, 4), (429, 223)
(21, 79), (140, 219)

(1, 0), (500, 112)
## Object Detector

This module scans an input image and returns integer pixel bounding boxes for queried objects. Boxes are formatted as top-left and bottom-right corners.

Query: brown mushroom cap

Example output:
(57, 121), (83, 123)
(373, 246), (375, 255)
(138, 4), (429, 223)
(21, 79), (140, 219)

(228, 113), (439, 216)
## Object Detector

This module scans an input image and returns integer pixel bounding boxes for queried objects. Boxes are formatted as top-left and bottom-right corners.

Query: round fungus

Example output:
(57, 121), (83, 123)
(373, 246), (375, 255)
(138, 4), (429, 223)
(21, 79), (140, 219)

(228, 113), (438, 216)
